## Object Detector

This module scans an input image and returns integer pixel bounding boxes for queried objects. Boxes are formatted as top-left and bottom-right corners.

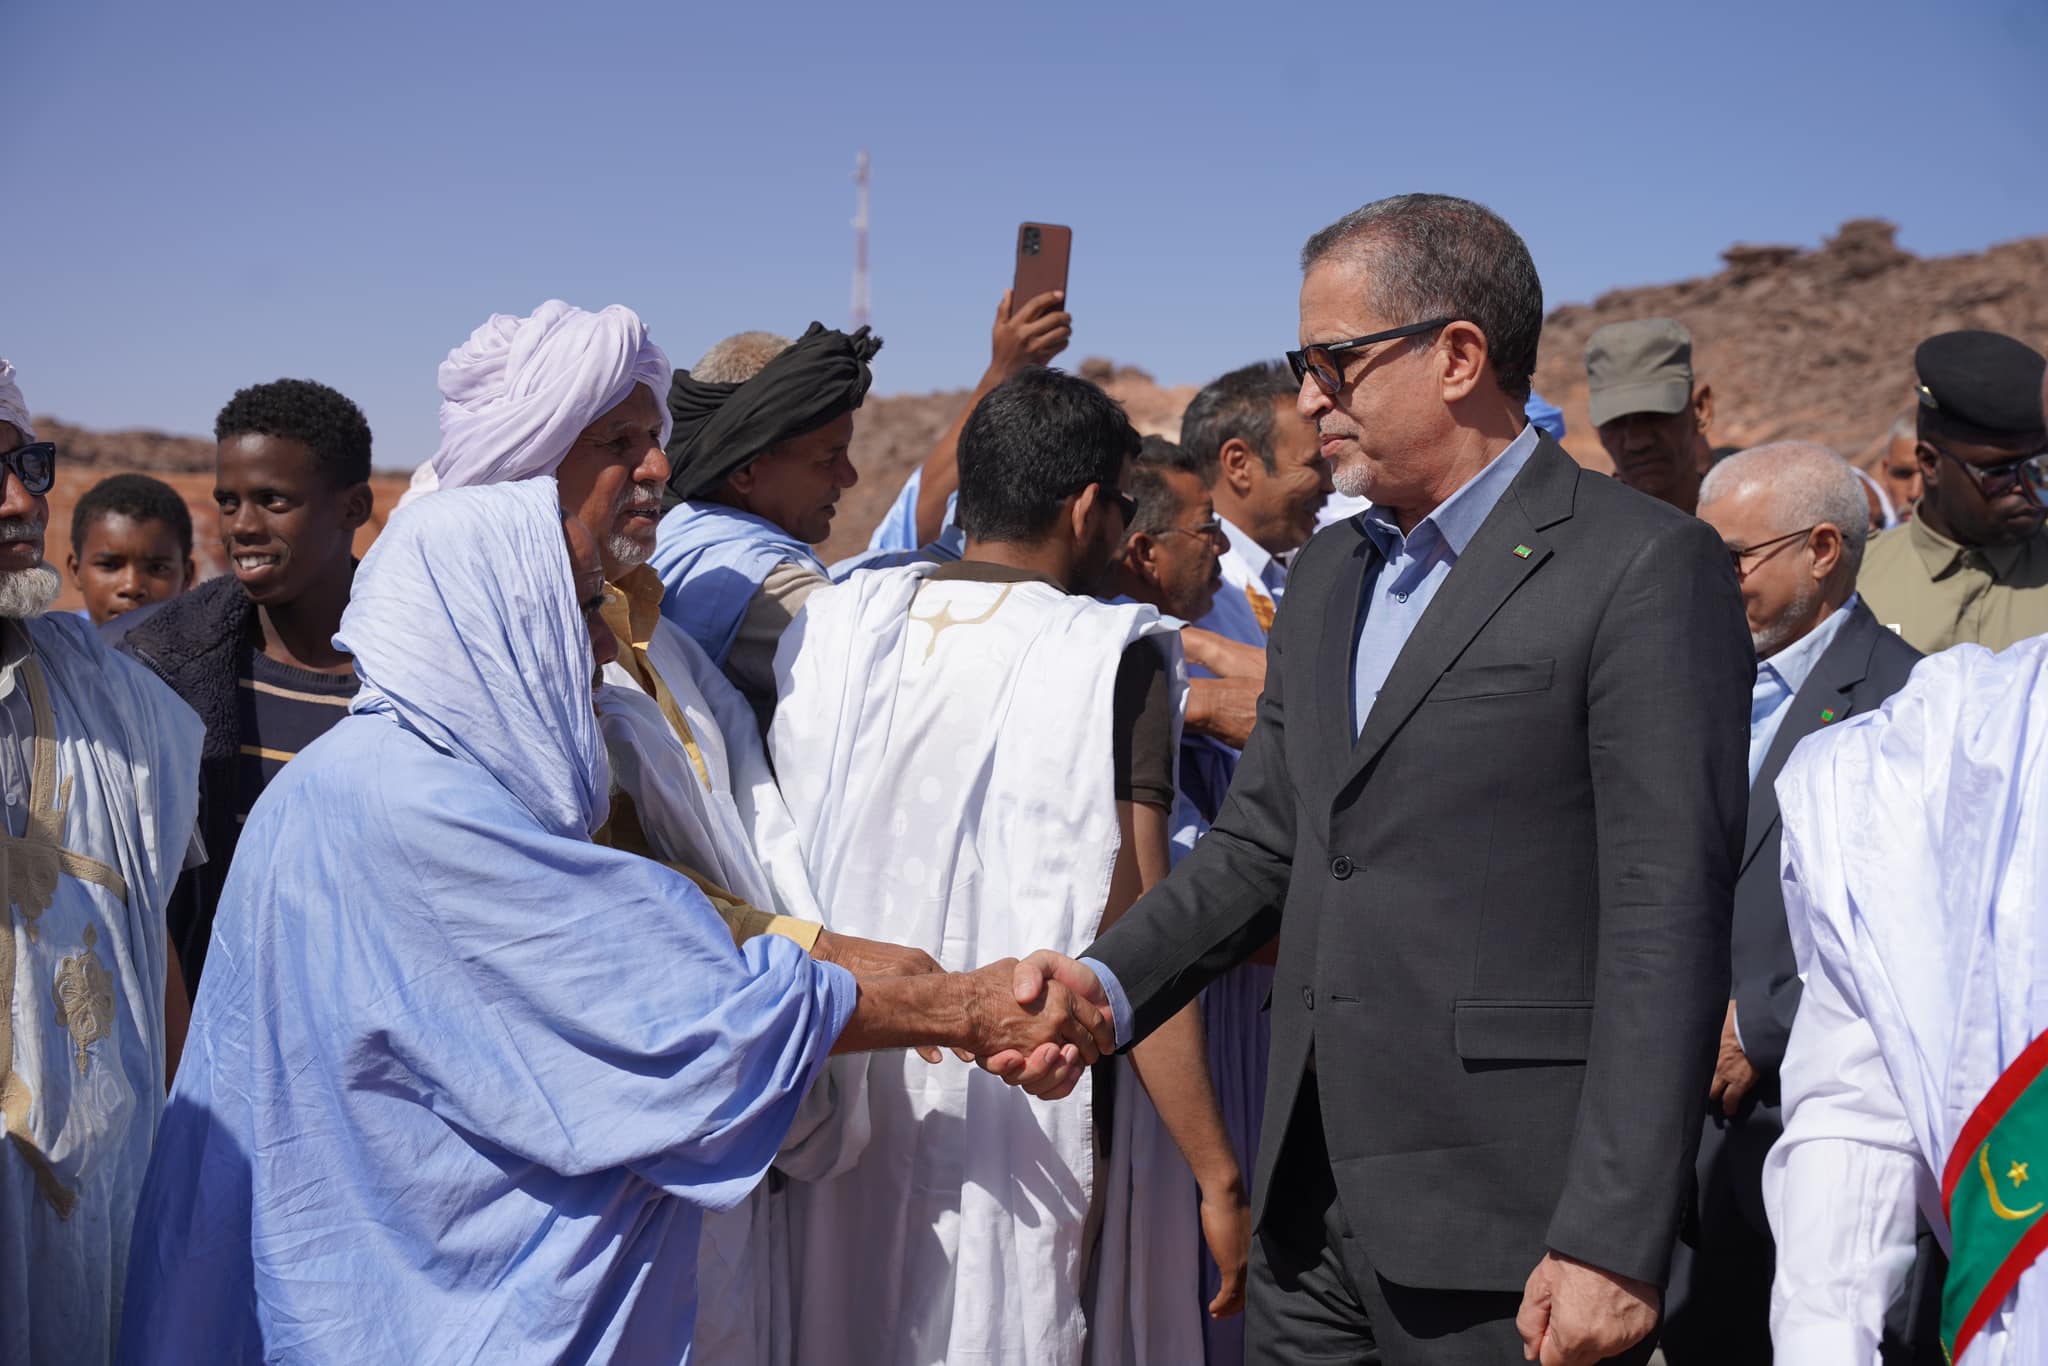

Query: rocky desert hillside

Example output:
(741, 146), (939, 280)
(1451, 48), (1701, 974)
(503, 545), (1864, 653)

(29, 219), (2048, 593)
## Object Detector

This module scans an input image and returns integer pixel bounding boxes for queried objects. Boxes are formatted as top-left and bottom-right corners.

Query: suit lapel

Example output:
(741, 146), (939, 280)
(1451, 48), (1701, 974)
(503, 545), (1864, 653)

(1317, 524), (1379, 779)
(1740, 603), (1881, 872)
(1335, 440), (1579, 797)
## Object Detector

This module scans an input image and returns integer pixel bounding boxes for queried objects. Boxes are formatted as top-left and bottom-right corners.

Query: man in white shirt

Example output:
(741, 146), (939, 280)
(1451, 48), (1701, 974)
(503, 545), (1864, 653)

(1673, 442), (1922, 1364)
(1178, 361), (1331, 649)
(1763, 357), (2048, 1366)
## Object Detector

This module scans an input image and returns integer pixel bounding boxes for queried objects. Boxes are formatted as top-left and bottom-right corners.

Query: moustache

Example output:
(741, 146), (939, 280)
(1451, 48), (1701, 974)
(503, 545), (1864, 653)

(623, 485), (663, 515)
(0, 520), (45, 543)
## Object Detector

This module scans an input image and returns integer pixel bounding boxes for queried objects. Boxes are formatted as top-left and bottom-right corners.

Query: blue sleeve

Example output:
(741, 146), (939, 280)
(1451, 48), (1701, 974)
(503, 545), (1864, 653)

(1081, 956), (1135, 1050)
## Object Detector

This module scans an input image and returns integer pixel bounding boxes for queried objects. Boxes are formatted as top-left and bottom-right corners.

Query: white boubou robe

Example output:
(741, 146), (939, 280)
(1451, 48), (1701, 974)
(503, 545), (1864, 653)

(595, 591), (868, 1366)
(1766, 638), (2048, 1365)
(1, 614), (201, 1366)
(768, 562), (1200, 1366)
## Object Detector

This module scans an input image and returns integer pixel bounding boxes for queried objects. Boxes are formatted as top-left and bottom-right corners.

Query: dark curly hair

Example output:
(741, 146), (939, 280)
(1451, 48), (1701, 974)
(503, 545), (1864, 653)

(70, 473), (194, 561)
(213, 378), (372, 486)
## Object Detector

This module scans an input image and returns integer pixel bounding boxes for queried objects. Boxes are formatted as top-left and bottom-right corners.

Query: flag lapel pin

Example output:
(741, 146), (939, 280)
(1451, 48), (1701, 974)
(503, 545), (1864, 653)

(1820, 708), (1837, 723)
(1512, 544), (1533, 559)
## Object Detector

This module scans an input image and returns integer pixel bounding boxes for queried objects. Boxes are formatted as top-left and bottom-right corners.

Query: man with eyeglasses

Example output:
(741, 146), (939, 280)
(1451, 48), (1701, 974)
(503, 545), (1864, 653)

(1666, 442), (1923, 1365)
(0, 360), (205, 1366)
(768, 367), (1250, 1366)
(1010, 193), (1753, 1365)
(1858, 330), (2048, 654)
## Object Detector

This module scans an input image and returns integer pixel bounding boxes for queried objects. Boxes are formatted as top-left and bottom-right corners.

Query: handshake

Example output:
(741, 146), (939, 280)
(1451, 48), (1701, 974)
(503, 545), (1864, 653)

(824, 938), (1114, 1101)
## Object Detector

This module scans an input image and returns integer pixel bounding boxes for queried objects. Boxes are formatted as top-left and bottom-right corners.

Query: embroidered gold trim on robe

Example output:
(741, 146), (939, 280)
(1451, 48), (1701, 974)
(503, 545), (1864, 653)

(1, 654), (130, 1217)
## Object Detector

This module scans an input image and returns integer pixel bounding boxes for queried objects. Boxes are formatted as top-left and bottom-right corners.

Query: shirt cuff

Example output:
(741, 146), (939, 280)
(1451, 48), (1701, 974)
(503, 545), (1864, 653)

(1080, 956), (1134, 1050)
(1732, 1001), (1746, 1054)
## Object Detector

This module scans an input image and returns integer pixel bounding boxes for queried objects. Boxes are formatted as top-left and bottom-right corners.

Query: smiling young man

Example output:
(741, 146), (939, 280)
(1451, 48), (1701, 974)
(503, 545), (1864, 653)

(67, 474), (195, 627)
(1857, 330), (2048, 654)
(122, 379), (372, 994)
(651, 322), (882, 724)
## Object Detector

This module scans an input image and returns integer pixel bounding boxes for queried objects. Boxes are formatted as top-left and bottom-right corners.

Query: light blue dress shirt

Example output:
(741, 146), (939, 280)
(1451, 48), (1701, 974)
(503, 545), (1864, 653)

(1350, 424), (1542, 732)
(1746, 596), (1857, 786)
(1085, 425), (1541, 1047)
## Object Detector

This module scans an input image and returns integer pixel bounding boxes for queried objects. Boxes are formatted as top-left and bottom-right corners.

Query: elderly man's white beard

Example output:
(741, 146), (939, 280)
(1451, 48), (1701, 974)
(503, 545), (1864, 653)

(0, 562), (62, 619)
(0, 519), (60, 618)
(608, 483), (664, 570)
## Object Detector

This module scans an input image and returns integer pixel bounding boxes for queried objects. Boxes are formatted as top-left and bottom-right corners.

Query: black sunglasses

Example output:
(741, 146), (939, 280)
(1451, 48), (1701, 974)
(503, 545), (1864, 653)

(1, 442), (55, 496)
(1726, 525), (1817, 580)
(1287, 318), (1455, 397)
(1063, 479), (1137, 525)
(1928, 441), (2048, 502)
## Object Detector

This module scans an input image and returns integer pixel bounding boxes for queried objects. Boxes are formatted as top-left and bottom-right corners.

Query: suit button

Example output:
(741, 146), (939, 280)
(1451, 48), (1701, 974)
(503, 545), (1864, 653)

(1302, 987), (1315, 1010)
(1330, 855), (1354, 880)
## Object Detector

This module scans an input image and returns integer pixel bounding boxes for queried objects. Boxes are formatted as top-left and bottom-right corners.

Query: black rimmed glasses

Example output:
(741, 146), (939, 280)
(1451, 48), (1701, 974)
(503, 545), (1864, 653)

(1928, 441), (2048, 502)
(1156, 517), (1224, 541)
(1287, 318), (1455, 397)
(0, 442), (55, 496)
(1727, 525), (1817, 581)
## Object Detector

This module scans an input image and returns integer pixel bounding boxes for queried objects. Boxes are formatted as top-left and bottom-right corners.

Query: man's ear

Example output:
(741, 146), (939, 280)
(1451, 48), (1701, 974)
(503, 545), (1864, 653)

(1809, 523), (1845, 581)
(1692, 382), (1715, 433)
(1218, 438), (1258, 497)
(1068, 482), (1102, 546)
(1914, 439), (1943, 487)
(64, 553), (80, 581)
(341, 481), (374, 533)
(180, 558), (197, 592)
(1123, 529), (1160, 579)
(1437, 321), (1490, 403)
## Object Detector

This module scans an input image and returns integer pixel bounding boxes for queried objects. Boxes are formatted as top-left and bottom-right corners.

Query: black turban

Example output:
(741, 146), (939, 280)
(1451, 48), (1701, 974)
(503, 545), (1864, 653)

(665, 322), (883, 501)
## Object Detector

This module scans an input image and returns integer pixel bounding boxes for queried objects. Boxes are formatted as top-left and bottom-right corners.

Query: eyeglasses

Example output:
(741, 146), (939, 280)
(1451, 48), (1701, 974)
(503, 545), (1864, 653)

(1155, 517), (1224, 541)
(1928, 441), (2048, 502)
(1286, 318), (1454, 398)
(0, 442), (54, 496)
(1726, 525), (1817, 580)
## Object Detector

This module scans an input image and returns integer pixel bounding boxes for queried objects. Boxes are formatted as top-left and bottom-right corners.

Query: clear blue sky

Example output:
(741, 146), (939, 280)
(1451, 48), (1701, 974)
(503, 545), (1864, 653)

(10, 0), (2045, 470)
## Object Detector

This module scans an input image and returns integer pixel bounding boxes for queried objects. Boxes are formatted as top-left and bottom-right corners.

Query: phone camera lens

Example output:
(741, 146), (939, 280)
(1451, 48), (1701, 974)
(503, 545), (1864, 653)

(1022, 227), (1040, 254)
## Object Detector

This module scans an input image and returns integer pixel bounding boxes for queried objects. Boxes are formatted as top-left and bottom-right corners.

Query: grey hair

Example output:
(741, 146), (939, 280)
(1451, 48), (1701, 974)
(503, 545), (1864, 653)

(691, 331), (792, 384)
(1700, 441), (1872, 574)
(1300, 194), (1544, 403)
(1887, 413), (1915, 444)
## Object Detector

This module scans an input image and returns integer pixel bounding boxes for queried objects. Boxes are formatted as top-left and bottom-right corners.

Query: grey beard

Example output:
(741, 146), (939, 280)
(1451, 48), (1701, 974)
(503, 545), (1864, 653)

(1754, 578), (1826, 659)
(1332, 453), (1373, 499)
(608, 533), (649, 570)
(0, 562), (62, 619)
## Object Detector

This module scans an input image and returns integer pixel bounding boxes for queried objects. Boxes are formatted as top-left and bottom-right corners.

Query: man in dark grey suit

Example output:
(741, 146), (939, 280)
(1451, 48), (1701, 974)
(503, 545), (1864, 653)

(1664, 442), (1924, 1364)
(995, 194), (1753, 1364)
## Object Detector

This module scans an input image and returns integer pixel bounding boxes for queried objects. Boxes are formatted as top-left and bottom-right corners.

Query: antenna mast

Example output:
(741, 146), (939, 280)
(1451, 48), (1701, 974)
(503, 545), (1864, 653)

(851, 149), (871, 332)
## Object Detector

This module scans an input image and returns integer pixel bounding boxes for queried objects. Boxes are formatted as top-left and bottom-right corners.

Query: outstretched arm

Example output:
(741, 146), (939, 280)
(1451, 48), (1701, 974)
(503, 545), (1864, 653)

(832, 959), (1111, 1100)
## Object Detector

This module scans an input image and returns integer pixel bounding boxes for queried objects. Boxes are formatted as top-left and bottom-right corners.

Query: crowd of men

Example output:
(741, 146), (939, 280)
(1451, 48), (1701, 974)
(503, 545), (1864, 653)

(4, 190), (2048, 1366)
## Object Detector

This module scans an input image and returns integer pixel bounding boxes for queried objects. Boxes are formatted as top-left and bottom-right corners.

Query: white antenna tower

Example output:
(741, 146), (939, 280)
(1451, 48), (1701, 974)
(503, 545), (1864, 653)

(850, 149), (871, 332)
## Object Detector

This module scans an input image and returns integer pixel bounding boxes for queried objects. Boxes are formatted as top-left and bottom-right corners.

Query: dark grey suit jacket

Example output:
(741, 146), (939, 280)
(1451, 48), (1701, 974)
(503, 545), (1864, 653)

(1731, 599), (1922, 1077)
(1085, 436), (1753, 1293)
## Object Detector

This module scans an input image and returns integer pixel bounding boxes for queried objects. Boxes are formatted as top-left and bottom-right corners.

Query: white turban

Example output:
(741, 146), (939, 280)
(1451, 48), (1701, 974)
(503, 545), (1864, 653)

(0, 359), (34, 442)
(408, 300), (671, 505)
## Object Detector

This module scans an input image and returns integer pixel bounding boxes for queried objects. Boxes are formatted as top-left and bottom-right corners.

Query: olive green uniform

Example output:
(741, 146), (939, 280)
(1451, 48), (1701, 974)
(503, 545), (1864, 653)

(1857, 516), (2048, 654)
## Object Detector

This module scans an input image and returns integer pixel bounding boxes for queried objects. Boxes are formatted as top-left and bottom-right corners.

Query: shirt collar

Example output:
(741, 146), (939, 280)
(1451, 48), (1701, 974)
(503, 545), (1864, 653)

(1359, 423), (1542, 559)
(1905, 514), (2037, 582)
(1219, 517), (1283, 588)
(1760, 594), (1859, 698)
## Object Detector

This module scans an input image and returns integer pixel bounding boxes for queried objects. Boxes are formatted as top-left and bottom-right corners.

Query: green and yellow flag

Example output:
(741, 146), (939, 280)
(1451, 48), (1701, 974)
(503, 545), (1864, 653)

(1943, 1029), (2048, 1361)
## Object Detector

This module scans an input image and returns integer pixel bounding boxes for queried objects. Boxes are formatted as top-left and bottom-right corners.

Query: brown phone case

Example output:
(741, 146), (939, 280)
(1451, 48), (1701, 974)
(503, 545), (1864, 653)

(1013, 222), (1072, 306)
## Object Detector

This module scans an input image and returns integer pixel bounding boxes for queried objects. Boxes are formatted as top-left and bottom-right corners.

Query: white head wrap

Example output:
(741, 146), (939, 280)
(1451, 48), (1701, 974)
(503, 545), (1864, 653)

(405, 300), (670, 506)
(0, 360), (35, 442)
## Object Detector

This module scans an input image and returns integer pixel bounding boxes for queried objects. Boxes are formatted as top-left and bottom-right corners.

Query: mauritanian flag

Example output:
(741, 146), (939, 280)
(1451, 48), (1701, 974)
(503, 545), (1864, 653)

(1944, 1029), (2048, 1361)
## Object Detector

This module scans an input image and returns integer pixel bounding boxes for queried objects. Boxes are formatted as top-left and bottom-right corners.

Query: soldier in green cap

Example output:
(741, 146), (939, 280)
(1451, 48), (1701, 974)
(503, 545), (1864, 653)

(1857, 329), (2048, 653)
(1586, 318), (1719, 514)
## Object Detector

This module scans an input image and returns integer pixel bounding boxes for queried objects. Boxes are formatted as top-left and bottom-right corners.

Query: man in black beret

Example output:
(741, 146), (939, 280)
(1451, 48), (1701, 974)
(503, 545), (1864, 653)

(1858, 330), (2048, 652)
(648, 323), (881, 724)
